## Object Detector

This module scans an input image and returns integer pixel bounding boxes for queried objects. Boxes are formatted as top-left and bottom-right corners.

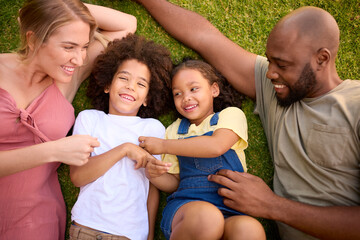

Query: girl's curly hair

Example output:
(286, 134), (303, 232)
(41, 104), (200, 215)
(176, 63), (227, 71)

(87, 33), (173, 118)
(171, 58), (244, 114)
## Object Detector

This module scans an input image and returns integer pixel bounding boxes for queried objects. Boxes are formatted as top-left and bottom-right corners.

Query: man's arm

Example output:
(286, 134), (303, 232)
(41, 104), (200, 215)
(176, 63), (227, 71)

(135, 0), (257, 99)
(208, 170), (360, 240)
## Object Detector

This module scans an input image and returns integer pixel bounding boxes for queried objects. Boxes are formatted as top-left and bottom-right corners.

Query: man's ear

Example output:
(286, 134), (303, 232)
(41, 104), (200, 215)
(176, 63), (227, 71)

(316, 48), (331, 70)
(211, 82), (220, 98)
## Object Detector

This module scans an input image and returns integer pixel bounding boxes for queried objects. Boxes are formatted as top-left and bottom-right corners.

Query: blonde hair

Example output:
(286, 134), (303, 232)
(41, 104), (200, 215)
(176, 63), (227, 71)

(18, 0), (97, 61)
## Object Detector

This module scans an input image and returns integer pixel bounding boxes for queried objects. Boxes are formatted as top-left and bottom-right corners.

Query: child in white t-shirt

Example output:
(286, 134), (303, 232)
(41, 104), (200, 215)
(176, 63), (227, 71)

(69, 34), (173, 240)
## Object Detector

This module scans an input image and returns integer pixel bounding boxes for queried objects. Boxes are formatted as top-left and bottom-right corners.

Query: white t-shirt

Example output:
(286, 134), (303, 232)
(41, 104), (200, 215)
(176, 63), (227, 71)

(71, 110), (165, 240)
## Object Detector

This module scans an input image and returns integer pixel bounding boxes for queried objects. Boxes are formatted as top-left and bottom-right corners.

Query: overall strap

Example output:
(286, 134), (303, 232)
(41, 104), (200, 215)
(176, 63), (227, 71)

(177, 112), (220, 135)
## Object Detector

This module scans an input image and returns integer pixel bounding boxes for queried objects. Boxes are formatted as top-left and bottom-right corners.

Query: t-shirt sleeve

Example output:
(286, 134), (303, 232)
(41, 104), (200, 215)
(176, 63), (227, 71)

(162, 121), (180, 174)
(148, 120), (166, 161)
(254, 55), (277, 120)
(72, 110), (97, 136)
(216, 107), (248, 150)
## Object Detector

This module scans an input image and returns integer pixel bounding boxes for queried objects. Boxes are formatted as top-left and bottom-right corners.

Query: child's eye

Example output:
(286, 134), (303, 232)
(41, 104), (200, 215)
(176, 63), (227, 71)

(119, 77), (128, 81)
(191, 87), (199, 91)
(173, 92), (181, 97)
(138, 82), (146, 88)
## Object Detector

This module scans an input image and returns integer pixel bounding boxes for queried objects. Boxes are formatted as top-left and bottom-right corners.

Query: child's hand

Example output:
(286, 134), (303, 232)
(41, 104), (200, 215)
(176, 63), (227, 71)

(138, 136), (164, 154)
(146, 157), (172, 179)
(123, 143), (155, 169)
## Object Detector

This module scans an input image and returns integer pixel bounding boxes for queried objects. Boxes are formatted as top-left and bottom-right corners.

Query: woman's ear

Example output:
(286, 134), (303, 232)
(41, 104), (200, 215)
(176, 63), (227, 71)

(211, 82), (220, 98)
(26, 31), (35, 51)
(104, 87), (109, 93)
(143, 97), (147, 107)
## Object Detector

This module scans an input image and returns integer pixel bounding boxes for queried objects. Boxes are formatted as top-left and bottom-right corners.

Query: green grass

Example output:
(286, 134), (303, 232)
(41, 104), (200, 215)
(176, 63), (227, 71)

(1, 0), (359, 239)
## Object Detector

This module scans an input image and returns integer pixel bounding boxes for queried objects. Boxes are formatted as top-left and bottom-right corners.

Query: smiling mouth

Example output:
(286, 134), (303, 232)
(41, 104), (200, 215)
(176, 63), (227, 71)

(120, 94), (135, 102)
(62, 66), (75, 75)
(184, 104), (198, 111)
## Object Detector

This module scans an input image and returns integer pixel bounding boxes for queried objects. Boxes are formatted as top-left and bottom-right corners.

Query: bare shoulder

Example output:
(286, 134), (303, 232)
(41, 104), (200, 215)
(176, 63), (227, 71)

(0, 53), (18, 86)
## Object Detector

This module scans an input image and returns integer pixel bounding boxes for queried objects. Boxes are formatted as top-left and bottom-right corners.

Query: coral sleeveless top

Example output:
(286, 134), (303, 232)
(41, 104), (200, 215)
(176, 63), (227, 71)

(0, 83), (75, 239)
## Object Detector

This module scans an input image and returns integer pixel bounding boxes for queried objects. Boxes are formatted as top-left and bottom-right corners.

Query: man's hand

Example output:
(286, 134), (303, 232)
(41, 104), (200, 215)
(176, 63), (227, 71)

(208, 169), (278, 218)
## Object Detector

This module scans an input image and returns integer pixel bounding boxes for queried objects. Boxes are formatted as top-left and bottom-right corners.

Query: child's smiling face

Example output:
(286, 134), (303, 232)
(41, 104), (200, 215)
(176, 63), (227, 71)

(106, 59), (151, 116)
(172, 68), (219, 125)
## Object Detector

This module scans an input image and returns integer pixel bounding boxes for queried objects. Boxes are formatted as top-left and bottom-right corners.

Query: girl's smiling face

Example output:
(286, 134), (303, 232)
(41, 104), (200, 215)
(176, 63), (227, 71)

(106, 59), (151, 116)
(172, 68), (219, 125)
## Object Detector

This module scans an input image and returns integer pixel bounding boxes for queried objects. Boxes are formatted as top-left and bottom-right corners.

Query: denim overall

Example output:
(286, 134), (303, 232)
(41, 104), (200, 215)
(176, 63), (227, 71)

(160, 113), (245, 239)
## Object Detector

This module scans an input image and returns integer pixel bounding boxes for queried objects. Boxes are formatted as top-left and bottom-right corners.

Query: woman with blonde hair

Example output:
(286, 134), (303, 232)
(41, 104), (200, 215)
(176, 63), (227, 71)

(0, 0), (136, 239)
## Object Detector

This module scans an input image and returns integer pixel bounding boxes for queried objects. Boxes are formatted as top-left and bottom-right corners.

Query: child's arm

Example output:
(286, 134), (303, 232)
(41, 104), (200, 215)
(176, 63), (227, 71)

(139, 128), (239, 158)
(145, 157), (180, 193)
(147, 183), (159, 240)
(70, 143), (155, 187)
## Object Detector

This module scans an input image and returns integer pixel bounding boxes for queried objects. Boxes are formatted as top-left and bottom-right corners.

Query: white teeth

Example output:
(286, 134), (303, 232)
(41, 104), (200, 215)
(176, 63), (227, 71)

(185, 105), (197, 110)
(121, 94), (135, 101)
(62, 66), (75, 73)
(274, 84), (285, 89)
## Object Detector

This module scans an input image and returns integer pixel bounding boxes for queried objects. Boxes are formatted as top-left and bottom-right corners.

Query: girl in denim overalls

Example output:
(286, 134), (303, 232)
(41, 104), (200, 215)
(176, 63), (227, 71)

(140, 59), (266, 240)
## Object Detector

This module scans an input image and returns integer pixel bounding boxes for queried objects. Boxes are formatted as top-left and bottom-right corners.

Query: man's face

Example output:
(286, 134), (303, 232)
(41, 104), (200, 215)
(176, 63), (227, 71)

(265, 29), (318, 107)
(275, 63), (317, 107)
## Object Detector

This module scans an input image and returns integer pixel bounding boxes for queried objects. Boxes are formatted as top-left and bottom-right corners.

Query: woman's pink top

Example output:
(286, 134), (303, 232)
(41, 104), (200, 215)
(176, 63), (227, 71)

(0, 83), (75, 239)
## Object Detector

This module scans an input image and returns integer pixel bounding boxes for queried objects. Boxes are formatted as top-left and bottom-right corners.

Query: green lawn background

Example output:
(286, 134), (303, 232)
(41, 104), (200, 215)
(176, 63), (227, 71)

(0, 0), (359, 239)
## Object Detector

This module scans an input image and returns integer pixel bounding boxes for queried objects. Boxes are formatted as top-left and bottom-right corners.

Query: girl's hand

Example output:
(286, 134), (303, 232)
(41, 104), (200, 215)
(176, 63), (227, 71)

(52, 135), (100, 166)
(145, 157), (172, 179)
(123, 143), (156, 169)
(138, 136), (164, 154)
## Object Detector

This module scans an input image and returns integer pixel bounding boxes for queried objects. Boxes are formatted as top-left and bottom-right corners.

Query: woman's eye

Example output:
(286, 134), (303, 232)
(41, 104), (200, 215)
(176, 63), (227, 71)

(191, 87), (198, 91)
(173, 92), (181, 97)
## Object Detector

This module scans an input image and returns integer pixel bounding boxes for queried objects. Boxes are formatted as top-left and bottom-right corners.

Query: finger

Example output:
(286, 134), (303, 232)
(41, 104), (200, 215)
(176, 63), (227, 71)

(90, 138), (100, 147)
(134, 160), (142, 169)
(138, 136), (145, 143)
(208, 173), (238, 189)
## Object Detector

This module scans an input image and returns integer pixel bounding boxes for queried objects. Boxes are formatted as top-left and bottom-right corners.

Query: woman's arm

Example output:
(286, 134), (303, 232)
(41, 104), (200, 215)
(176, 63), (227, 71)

(147, 183), (159, 240)
(64, 3), (137, 102)
(70, 142), (153, 187)
(139, 128), (239, 158)
(0, 135), (99, 178)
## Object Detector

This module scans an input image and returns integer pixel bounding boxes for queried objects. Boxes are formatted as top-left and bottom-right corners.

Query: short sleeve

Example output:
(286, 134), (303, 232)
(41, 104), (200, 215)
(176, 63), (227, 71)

(162, 120), (180, 174)
(73, 110), (98, 136)
(216, 107), (248, 150)
(145, 119), (166, 161)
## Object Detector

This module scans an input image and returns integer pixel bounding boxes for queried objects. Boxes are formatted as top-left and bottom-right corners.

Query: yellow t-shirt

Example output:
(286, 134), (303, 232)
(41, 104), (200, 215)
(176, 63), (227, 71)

(164, 107), (248, 174)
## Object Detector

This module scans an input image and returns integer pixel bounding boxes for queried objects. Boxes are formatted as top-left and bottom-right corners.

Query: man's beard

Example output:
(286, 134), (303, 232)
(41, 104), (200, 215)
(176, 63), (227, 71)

(276, 63), (317, 107)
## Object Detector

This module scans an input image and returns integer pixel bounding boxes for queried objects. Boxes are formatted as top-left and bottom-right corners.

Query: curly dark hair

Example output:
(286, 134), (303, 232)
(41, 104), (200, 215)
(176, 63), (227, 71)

(171, 58), (244, 114)
(87, 33), (173, 118)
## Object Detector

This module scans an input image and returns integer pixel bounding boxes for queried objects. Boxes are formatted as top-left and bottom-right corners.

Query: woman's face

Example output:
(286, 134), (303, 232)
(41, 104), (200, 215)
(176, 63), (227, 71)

(34, 19), (90, 83)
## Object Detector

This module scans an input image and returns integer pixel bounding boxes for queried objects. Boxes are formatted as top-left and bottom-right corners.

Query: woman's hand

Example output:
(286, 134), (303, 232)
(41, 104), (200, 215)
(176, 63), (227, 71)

(51, 135), (100, 166)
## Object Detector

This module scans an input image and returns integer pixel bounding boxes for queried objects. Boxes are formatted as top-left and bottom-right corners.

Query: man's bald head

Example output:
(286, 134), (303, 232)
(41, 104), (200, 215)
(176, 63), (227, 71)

(270, 6), (340, 57)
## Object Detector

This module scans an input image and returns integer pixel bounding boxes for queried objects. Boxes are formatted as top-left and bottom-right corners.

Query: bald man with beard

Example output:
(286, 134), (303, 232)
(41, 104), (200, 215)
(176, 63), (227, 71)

(132, 1), (360, 240)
